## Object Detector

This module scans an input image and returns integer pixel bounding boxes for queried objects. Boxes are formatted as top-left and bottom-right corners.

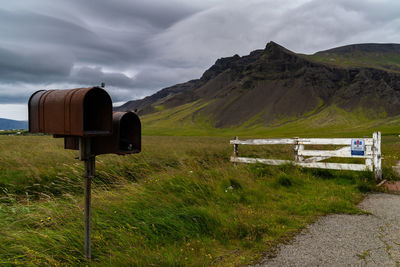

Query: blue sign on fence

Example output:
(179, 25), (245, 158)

(351, 139), (365, 156)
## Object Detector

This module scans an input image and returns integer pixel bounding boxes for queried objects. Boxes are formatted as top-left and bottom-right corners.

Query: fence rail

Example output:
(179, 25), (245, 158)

(230, 132), (382, 181)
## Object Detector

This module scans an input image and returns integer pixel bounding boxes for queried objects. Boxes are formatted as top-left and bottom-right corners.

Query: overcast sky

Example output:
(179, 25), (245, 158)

(1, 0), (400, 120)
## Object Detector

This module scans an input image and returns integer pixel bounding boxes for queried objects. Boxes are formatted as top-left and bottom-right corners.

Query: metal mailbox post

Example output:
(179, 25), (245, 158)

(28, 87), (141, 261)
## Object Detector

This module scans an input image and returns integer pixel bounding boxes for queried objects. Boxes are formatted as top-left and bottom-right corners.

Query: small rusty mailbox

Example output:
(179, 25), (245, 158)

(28, 87), (112, 136)
(64, 111), (141, 155)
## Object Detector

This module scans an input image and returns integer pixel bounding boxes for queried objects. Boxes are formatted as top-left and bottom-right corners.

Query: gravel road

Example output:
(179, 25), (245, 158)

(254, 193), (400, 266)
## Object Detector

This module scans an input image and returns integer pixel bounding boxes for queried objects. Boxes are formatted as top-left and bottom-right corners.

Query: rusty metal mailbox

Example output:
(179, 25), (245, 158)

(64, 111), (141, 155)
(28, 86), (141, 260)
(28, 87), (112, 136)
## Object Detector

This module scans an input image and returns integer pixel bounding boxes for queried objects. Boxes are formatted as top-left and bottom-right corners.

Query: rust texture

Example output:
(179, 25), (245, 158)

(28, 87), (112, 137)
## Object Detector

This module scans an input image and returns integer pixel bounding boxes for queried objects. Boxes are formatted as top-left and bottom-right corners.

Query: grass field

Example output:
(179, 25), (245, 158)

(1, 131), (398, 266)
(141, 101), (400, 138)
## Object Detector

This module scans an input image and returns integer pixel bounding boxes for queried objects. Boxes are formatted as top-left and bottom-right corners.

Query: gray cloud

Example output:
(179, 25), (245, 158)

(1, 0), (400, 120)
(71, 67), (134, 88)
(0, 47), (74, 83)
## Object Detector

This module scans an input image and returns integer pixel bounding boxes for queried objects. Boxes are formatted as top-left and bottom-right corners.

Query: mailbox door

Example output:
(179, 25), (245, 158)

(28, 90), (46, 133)
(81, 88), (113, 136)
(92, 112), (141, 155)
(117, 111), (141, 154)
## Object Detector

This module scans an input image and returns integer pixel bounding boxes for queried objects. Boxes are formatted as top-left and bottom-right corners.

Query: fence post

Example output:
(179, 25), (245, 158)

(233, 136), (239, 158)
(298, 144), (304, 162)
(373, 132), (382, 181)
(233, 136), (239, 166)
(365, 149), (373, 171)
(294, 137), (303, 162)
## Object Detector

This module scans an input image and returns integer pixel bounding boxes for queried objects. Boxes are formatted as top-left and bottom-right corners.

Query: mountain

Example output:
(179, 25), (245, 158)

(304, 43), (400, 73)
(117, 41), (400, 132)
(0, 118), (28, 130)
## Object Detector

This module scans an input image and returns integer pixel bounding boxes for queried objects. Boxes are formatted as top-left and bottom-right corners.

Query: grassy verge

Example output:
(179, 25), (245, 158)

(0, 135), (388, 265)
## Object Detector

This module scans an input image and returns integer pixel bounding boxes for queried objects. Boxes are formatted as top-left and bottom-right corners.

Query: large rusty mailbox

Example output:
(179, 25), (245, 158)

(64, 111), (141, 155)
(28, 87), (112, 136)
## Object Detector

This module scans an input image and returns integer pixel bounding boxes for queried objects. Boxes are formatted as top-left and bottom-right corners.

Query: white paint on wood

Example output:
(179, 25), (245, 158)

(303, 156), (330, 163)
(298, 138), (373, 146)
(296, 162), (372, 171)
(230, 138), (373, 146)
(230, 139), (296, 145)
(365, 145), (372, 156)
(298, 146), (372, 158)
(294, 140), (304, 162)
(230, 157), (291, 165)
(298, 144), (304, 162)
(233, 136), (238, 157)
(365, 158), (373, 168)
(373, 132), (382, 180)
(230, 157), (372, 171)
(230, 132), (380, 174)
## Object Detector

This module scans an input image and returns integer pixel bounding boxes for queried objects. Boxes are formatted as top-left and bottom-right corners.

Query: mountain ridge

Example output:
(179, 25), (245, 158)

(117, 41), (400, 129)
(314, 43), (400, 54)
(0, 118), (28, 130)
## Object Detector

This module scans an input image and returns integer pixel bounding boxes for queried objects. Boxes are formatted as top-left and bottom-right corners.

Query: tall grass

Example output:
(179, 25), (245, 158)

(0, 135), (386, 265)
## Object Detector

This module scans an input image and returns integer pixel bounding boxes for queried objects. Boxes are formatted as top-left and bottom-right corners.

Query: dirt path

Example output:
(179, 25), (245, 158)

(254, 194), (400, 266)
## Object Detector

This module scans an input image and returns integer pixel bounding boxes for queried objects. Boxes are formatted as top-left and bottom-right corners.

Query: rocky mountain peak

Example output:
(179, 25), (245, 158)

(200, 54), (241, 81)
(264, 41), (298, 62)
(118, 41), (400, 128)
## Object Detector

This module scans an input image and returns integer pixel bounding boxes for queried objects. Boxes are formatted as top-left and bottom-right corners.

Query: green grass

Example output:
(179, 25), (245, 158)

(303, 51), (400, 73)
(141, 101), (400, 138)
(0, 134), (384, 266)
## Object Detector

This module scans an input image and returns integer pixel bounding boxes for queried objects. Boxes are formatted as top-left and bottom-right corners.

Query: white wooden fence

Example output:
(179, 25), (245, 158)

(230, 132), (382, 181)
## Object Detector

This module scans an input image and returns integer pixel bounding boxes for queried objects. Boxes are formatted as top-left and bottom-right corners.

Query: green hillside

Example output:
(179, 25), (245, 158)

(303, 43), (400, 72)
(305, 52), (400, 72)
(141, 101), (400, 137)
